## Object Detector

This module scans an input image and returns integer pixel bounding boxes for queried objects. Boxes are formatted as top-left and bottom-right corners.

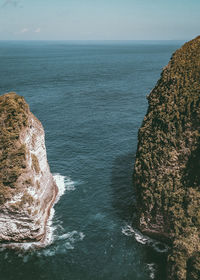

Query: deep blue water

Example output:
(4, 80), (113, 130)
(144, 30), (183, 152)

(0, 40), (183, 280)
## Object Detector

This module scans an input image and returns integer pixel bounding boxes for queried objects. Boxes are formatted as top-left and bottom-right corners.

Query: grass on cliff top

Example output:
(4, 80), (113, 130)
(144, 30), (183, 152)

(0, 92), (29, 203)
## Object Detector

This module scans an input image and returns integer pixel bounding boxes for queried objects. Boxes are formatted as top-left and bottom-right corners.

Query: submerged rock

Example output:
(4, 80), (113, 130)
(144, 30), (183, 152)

(0, 92), (58, 245)
(133, 36), (200, 279)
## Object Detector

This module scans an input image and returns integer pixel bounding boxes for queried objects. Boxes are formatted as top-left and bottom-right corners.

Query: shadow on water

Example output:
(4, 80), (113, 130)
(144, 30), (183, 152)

(110, 152), (168, 280)
(0, 251), (47, 280)
(110, 152), (136, 222)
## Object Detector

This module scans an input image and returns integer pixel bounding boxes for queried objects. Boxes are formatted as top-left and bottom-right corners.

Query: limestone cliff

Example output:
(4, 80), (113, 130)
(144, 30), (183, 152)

(0, 92), (58, 245)
(133, 36), (200, 279)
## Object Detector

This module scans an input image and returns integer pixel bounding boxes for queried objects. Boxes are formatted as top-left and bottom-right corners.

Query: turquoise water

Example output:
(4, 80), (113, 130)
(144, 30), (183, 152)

(0, 41), (183, 280)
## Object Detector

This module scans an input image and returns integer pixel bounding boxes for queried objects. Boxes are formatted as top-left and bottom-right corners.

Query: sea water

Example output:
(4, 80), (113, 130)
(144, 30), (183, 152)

(0, 40), (183, 280)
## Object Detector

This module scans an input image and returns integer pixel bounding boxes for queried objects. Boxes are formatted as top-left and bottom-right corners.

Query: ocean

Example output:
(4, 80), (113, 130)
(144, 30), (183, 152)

(0, 40), (183, 280)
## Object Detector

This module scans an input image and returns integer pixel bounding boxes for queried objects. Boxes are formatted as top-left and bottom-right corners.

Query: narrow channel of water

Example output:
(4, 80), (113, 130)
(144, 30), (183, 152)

(0, 40), (183, 279)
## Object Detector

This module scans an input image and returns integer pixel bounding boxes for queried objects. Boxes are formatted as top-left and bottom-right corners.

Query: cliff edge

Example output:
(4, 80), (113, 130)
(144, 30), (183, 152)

(133, 36), (200, 279)
(0, 92), (58, 245)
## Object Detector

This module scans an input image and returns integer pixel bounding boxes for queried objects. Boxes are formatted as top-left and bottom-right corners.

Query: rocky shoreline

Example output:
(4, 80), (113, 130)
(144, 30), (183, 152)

(0, 92), (58, 247)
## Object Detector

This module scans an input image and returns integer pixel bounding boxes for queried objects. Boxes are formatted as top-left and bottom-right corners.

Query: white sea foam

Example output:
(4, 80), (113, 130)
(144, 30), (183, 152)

(32, 173), (68, 248)
(34, 174), (83, 251)
(23, 255), (29, 263)
(36, 230), (85, 257)
(39, 247), (57, 257)
(0, 173), (69, 251)
(64, 177), (76, 191)
(0, 173), (85, 255)
(53, 174), (78, 194)
(4, 252), (8, 260)
(147, 263), (157, 279)
(122, 224), (169, 253)
(56, 230), (85, 251)
(58, 230), (85, 242)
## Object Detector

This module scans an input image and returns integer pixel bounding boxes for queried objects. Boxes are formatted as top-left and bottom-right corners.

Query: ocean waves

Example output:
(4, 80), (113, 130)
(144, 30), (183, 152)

(122, 224), (169, 253)
(0, 173), (84, 252)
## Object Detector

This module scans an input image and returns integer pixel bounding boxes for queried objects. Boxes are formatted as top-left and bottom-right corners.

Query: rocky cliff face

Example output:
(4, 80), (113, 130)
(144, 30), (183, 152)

(0, 92), (58, 245)
(133, 36), (200, 279)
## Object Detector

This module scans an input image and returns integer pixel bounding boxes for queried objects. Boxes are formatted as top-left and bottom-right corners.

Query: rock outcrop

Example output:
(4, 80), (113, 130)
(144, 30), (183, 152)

(133, 36), (200, 279)
(0, 92), (58, 245)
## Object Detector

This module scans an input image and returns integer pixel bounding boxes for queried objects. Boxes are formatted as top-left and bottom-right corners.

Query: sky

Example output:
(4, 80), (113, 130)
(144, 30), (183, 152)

(0, 0), (199, 40)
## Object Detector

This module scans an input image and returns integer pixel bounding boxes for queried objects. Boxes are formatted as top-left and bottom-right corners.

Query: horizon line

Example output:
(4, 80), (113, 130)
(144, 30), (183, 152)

(0, 39), (188, 42)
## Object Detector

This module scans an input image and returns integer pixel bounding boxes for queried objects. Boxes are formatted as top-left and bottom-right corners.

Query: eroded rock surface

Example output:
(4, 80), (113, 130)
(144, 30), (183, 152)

(133, 36), (200, 279)
(0, 92), (58, 244)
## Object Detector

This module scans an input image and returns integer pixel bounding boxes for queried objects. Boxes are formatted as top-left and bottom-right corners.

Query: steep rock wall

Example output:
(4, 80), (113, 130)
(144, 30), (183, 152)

(0, 92), (58, 244)
(133, 36), (200, 279)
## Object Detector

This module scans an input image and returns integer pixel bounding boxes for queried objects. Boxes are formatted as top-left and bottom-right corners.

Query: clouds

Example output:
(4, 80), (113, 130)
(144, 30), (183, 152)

(1, 0), (199, 40)
(14, 27), (41, 36)
(20, 27), (28, 33)
(14, 27), (28, 35)
(34, 28), (41, 33)
(1, 0), (20, 8)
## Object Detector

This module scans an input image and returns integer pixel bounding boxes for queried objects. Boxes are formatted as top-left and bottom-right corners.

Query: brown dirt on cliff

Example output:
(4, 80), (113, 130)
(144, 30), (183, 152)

(133, 36), (200, 279)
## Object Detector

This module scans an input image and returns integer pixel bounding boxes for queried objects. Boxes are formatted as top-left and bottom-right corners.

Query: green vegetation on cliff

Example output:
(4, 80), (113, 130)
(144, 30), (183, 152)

(0, 92), (29, 203)
(133, 36), (200, 279)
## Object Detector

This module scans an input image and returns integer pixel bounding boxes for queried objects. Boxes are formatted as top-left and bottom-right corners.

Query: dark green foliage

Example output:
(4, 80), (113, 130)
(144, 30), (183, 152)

(187, 252), (200, 280)
(133, 36), (200, 279)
